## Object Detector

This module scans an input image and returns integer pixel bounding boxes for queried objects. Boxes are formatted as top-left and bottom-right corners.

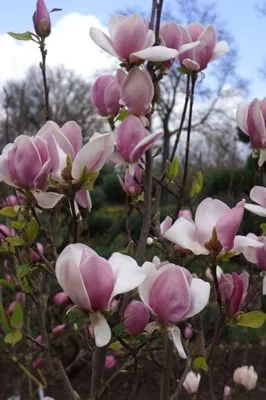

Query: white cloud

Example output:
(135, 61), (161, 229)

(0, 13), (116, 88)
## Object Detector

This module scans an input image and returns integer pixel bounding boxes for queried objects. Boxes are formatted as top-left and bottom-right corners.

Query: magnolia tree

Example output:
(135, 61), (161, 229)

(0, 0), (265, 399)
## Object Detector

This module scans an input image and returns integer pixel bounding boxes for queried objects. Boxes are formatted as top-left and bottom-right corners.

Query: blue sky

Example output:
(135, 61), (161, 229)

(0, 0), (266, 98)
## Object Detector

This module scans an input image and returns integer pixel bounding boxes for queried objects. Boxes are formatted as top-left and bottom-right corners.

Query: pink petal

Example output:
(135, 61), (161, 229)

(185, 278), (210, 318)
(61, 121), (83, 155)
(33, 192), (64, 209)
(247, 99), (266, 147)
(130, 131), (163, 162)
(89, 27), (118, 57)
(250, 185), (266, 208)
(75, 189), (92, 210)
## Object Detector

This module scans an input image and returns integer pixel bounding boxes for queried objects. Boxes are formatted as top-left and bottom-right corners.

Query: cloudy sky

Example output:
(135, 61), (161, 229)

(0, 0), (266, 99)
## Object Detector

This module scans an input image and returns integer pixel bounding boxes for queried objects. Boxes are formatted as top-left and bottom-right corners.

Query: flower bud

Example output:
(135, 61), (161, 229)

(33, 357), (44, 369)
(53, 291), (69, 306)
(183, 371), (201, 395)
(223, 385), (231, 398)
(2, 195), (20, 207)
(52, 324), (66, 335)
(104, 355), (116, 369)
(184, 324), (193, 340)
(33, 0), (51, 38)
(233, 365), (258, 390)
(123, 300), (149, 335)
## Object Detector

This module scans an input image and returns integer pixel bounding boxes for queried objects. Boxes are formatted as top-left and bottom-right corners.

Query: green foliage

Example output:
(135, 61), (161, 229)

(5, 329), (22, 345)
(89, 213), (113, 236)
(190, 171), (203, 197)
(236, 311), (266, 329)
(0, 207), (19, 217)
(8, 31), (33, 41)
(25, 217), (39, 244)
(192, 356), (208, 372)
(166, 157), (179, 183)
(10, 302), (24, 329)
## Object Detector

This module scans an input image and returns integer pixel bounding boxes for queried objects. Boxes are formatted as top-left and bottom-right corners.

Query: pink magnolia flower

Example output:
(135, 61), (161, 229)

(183, 371), (201, 395)
(241, 233), (266, 271)
(53, 291), (69, 306)
(237, 99), (266, 166)
(233, 366), (258, 390)
(33, 0), (51, 38)
(104, 355), (117, 369)
(123, 300), (149, 335)
(111, 116), (163, 167)
(178, 23), (229, 72)
(219, 272), (249, 317)
(36, 121), (114, 209)
(91, 70), (125, 117)
(120, 67), (154, 116)
(0, 135), (51, 191)
(89, 14), (178, 65)
(164, 198), (245, 255)
(55, 243), (146, 346)
(245, 186), (266, 217)
(223, 386), (231, 399)
(28, 242), (44, 263)
(138, 261), (210, 358)
(0, 225), (14, 241)
(118, 165), (142, 197)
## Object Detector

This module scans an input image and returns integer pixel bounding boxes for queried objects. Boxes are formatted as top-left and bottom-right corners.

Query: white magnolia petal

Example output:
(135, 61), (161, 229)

(168, 325), (187, 359)
(90, 312), (112, 347)
(263, 276), (266, 295)
(245, 203), (266, 217)
(236, 103), (249, 135)
(109, 253), (146, 298)
(211, 40), (229, 61)
(130, 46), (178, 62)
(178, 40), (200, 54)
(164, 217), (209, 255)
(138, 262), (157, 310)
(185, 279), (210, 319)
(258, 149), (266, 167)
(89, 27), (118, 57)
(233, 234), (263, 255)
(33, 192), (64, 209)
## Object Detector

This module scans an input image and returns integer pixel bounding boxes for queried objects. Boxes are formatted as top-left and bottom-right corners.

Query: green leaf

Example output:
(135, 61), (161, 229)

(190, 171), (204, 197)
(117, 109), (129, 121)
(192, 356), (208, 372)
(166, 157), (179, 183)
(25, 218), (39, 244)
(0, 207), (18, 218)
(260, 223), (266, 235)
(17, 264), (30, 280)
(236, 311), (266, 328)
(0, 279), (15, 290)
(10, 221), (24, 231)
(108, 340), (122, 351)
(10, 302), (24, 329)
(8, 31), (33, 41)
(81, 171), (99, 191)
(5, 329), (22, 344)
(0, 306), (12, 331)
(6, 236), (25, 247)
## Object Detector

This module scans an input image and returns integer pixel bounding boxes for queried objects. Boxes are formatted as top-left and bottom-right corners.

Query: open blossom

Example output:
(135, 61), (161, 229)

(111, 116), (163, 167)
(219, 272), (249, 317)
(183, 371), (201, 395)
(0, 135), (52, 191)
(120, 67), (154, 116)
(89, 14), (178, 64)
(237, 99), (266, 166)
(164, 198), (245, 255)
(233, 366), (258, 390)
(178, 23), (229, 72)
(138, 261), (210, 358)
(118, 165), (142, 197)
(55, 244), (146, 346)
(33, 0), (51, 38)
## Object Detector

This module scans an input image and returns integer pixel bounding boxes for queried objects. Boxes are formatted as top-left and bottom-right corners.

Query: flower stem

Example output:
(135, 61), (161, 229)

(160, 331), (173, 400)
(90, 346), (107, 400)
(39, 38), (50, 121)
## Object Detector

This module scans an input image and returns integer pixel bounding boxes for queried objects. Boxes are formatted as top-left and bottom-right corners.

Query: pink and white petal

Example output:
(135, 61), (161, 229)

(144, 29), (155, 48)
(258, 149), (266, 167)
(168, 325), (187, 359)
(236, 103), (249, 135)
(185, 279), (210, 319)
(75, 190), (92, 210)
(211, 40), (229, 60)
(90, 312), (112, 347)
(164, 217), (209, 255)
(182, 59), (200, 71)
(37, 121), (75, 159)
(195, 198), (229, 246)
(33, 192), (64, 209)
(130, 131), (163, 162)
(109, 253), (146, 298)
(72, 133), (114, 179)
(138, 262), (157, 310)
(109, 151), (126, 165)
(178, 41), (200, 54)
(130, 46), (178, 63)
(108, 15), (126, 38)
(233, 234), (264, 255)
(250, 186), (266, 208)
(245, 203), (266, 217)
(61, 121), (83, 155)
(89, 27), (118, 57)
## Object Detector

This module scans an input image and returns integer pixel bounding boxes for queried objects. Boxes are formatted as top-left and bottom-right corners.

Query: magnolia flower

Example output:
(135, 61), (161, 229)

(123, 300), (149, 335)
(138, 261), (210, 358)
(219, 272), (249, 317)
(104, 355), (117, 369)
(36, 120), (114, 209)
(178, 23), (229, 72)
(164, 198), (245, 256)
(118, 164), (142, 197)
(233, 365), (258, 390)
(245, 186), (266, 217)
(111, 115), (163, 168)
(89, 14), (178, 64)
(183, 371), (201, 395)
(237, 99), (266, 166)
(0, 135), (51, 191)
(55, 244), (146, 346)
(33, 0), (51, 38)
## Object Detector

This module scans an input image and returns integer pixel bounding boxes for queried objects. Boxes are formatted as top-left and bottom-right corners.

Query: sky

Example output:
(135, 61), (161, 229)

(0, 0), (266, 99)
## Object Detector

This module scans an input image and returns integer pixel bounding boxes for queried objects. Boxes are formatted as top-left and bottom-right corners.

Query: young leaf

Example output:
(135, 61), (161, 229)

(8, 31), (33, 41)
(190, 171), (204, 197)
(0, 207), (18, 218)
(10, 302), (24, 329)
(25, 218), (39, 244)
(0, 279), (15, 290)
(0, 306), (12, 331)
(6, 236), (25, 247)
(166, 157), (179, 183)
(5, 329), (22, 345)
(236, 311), (266, 328)
(192, 356), (208, 372)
